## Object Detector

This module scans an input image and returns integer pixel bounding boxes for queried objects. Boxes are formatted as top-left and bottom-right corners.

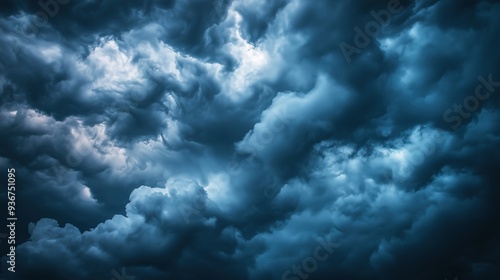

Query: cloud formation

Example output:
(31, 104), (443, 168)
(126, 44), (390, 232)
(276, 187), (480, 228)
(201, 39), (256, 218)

(1, 0), (499, 279)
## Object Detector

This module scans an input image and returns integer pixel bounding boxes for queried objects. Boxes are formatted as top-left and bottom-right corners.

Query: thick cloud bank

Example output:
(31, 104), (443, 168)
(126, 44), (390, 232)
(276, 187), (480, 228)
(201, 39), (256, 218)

(1, 0), (500, 279)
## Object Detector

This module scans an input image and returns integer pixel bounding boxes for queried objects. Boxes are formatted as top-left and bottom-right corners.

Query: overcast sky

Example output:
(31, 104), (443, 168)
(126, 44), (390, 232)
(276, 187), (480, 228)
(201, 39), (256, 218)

(1, 0), (500, 279)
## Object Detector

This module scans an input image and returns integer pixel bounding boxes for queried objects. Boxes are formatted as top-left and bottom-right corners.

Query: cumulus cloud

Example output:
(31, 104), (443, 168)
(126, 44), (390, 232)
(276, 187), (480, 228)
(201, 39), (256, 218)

(1, 0), (500, 279)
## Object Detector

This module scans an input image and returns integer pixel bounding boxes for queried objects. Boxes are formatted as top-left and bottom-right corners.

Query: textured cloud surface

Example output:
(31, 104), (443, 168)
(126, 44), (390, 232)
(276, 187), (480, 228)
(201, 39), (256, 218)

(1, 0), (500, 279)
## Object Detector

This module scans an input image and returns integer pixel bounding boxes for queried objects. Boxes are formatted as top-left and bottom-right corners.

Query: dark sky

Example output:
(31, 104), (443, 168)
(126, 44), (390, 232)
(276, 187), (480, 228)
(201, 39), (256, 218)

(1, 0), (500, 279)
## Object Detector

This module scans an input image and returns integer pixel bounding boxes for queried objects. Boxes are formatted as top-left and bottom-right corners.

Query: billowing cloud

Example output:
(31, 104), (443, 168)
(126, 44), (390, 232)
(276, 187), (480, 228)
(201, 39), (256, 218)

(1, 0), (499, 279)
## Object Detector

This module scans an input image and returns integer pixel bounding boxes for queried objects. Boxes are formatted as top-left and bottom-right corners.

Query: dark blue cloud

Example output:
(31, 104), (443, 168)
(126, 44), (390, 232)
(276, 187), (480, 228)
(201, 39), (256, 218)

(1, 0), (499, 279)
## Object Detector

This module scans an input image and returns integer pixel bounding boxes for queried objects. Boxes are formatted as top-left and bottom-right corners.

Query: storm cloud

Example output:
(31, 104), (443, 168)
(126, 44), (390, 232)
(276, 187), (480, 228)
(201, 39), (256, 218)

(1, 0), (500, 279)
